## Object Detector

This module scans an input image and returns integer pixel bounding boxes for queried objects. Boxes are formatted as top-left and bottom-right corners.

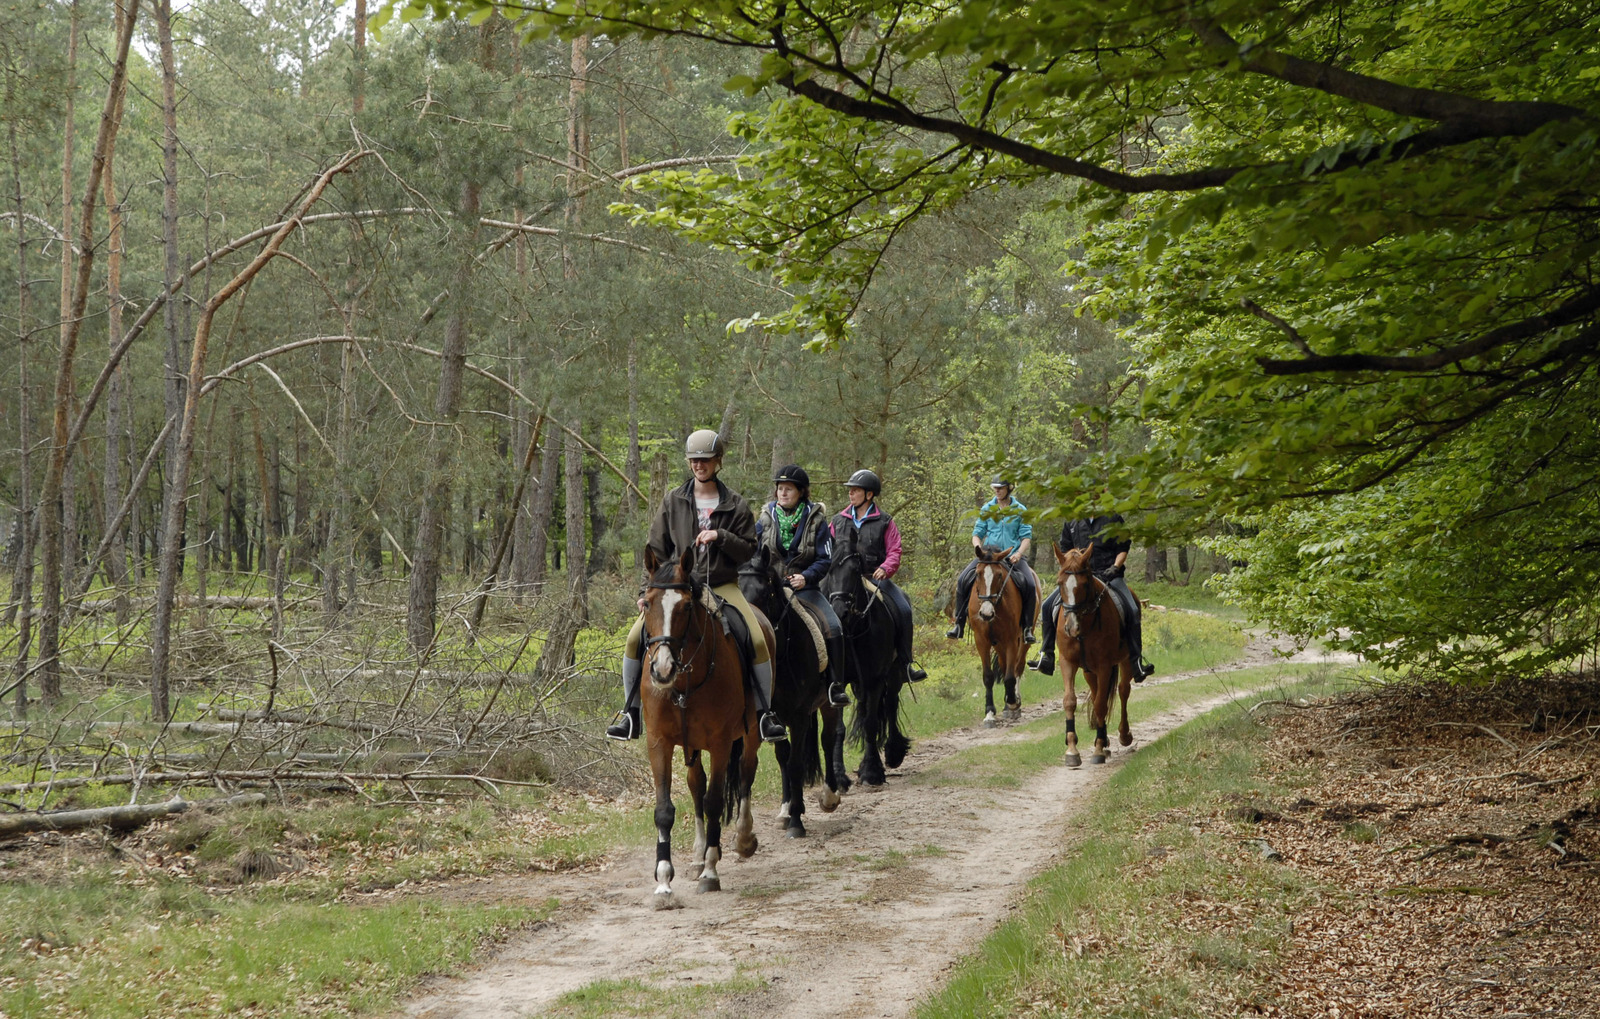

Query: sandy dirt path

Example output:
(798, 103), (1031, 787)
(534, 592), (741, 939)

(403, 638), (1348, 1019)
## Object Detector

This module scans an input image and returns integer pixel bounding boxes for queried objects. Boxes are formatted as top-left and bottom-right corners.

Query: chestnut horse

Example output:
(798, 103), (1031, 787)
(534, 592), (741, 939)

(968, 547), (1026, 727)
(1051, 543), (1134, 767)
(638, 547), (771, 909)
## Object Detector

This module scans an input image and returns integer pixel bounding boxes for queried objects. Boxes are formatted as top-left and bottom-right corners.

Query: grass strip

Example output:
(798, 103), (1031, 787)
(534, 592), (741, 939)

(915, 667), (1357, 1019)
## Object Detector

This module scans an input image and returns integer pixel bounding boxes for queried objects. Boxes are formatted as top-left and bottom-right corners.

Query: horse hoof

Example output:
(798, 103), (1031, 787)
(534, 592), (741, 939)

(1065, 753), (1082, 768)
(737, 834), (759, 858)
(651, 890), (678, 911)
(817, 789), (841, 812)
(786, 824), (806, 839)
(982, 714), (997, 729)
(1091, 753), (1107, 765)
(697, 876), (721, 893)
(1120, 732), (1133, 747)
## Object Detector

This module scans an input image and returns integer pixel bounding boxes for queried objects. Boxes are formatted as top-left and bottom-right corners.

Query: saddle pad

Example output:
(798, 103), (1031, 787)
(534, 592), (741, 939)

(782, 587), (830, 671)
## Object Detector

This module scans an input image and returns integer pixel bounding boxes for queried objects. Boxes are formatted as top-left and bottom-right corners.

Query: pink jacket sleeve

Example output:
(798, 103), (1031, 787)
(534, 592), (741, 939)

(880, 519), (902, 577)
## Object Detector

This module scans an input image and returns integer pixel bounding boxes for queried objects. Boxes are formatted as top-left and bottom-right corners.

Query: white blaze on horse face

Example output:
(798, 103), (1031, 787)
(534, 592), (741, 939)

(651, 590), (683, 680)
(978, 566), (996, 620)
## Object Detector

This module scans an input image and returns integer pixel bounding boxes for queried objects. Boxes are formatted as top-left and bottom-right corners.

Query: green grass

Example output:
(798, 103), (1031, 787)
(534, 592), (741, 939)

(913, 668), (1358, 1019)
(1138, 579), (1245, 621)
(1, 876), (549, 1019)
(544, 971), (765, 1018)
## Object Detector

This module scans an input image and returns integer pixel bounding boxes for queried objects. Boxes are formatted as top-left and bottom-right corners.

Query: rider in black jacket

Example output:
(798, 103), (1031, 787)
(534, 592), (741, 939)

(1032, 514), (1154, 681)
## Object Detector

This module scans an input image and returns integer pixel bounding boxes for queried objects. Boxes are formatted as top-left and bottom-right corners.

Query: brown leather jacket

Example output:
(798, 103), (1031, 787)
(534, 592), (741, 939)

(646, 477), (758, 587)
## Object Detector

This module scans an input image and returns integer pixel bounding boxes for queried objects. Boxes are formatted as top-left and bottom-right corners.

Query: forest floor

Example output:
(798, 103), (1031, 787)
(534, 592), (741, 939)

(398, 635), (1348, 1019)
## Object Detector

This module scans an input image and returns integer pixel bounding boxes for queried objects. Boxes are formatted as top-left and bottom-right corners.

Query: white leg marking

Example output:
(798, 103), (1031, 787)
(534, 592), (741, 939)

(655, 859), (674, 895)
(776, 800), (791, 826)
(693, 815), (708, 865)
(702, 846), (720, 882)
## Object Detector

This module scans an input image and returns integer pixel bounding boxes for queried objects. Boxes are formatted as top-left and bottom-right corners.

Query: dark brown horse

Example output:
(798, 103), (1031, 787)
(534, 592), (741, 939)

(968, 547), (1026, 727)
(638, 547), (770, 908)
(1051, 542), (1134, 767)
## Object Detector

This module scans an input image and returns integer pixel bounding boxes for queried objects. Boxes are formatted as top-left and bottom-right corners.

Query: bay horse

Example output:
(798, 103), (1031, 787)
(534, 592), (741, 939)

(968, 547), (1026, 728)
(638, 547), (770, 909)
(821, 522), (911, 785)
(739, 546), (850, 837)
(1051, 542), (1134, 767)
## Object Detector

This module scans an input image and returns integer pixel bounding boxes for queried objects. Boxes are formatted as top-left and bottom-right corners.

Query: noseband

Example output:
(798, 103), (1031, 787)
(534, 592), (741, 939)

(974, 557), (1015, 609)
(642, 578), (708, 681)
(1057, 564), (1105, 618)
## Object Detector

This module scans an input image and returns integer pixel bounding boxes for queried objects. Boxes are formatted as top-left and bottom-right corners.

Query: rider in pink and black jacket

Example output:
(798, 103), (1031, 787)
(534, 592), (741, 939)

(832, 469), (928, 683)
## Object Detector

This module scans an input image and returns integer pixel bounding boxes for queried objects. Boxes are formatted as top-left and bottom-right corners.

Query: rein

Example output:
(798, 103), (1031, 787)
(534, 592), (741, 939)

(642, 554), (720, 711)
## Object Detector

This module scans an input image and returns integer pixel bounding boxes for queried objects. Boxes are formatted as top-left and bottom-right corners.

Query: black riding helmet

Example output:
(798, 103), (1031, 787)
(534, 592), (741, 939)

(773, 464), (811, 502)
(844, 469), (882, 495)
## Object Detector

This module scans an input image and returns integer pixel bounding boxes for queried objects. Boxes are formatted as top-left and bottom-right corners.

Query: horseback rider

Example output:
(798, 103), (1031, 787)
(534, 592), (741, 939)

(605, 430), (788, 744)
(831, 470), (929, 684)
(753, 464), (850, 707)
(945, 475), (1039, 645)
(1032, 513), (1155, 681)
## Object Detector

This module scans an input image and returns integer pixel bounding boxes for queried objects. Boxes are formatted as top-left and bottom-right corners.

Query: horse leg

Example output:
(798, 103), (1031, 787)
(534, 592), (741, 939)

(773, 737), (794, 829)
(686, 749), (708, 874)
(1063, 656), (1081, 769)
(648, 740), (678, 910)
(736, 734), (761, 857)
(785, 720), (807, 838)
(1118, 661), (1134, 747)
(981, 639), (998, 728)
(698, 747), (728, 892)
(1090, 668), (1113, 765)
(820, 704), (849, 804)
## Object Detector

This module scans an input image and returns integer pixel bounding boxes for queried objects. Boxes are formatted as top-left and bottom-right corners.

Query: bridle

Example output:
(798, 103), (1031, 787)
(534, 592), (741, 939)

(641, 559), (718, 709)
(973, 555), (1016, 612)
(1057, 560), (1106, 620)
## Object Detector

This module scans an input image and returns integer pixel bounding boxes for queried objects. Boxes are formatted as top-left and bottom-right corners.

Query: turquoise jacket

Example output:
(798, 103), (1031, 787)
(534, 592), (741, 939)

(972, 497), (1032, 553)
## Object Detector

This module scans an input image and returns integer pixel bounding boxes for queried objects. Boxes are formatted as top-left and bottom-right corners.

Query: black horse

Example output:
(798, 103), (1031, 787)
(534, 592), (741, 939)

(739, 546), (851, 837)
(821, 522), (911, 786)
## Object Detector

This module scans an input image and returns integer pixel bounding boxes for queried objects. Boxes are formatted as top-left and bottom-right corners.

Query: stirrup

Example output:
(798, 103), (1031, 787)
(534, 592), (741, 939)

(906, 664), (928, 683)
(604, 706), (640, 741)
(1032, 651), (1055, 676)
(759, 712), (789, 743)
(1135, 661), (1154, 683)
(827, 682), (850, 707)
(945, 621), (964, 639)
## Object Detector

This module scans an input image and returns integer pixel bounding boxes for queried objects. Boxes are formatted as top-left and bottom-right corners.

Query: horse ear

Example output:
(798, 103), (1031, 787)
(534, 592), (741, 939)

(1052, 541), (1066, 565)
(643, 545), (661, 574)
(1084, 541), (1095, 558)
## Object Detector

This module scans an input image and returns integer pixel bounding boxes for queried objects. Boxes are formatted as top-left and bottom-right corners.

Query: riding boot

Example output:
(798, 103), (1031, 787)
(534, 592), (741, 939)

(752, 660), (788, 742)
(827, 679), (850, 706)
(823, 634), (849, 705)
(946, 561), (975, 638)
(1019, 567), (1038, 644)
(605, 656), (643, 740)
(1030, 608), (1057, 675)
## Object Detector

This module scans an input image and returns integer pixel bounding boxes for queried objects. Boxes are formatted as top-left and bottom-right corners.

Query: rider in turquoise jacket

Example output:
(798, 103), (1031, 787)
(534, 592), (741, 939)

(946, 475), (1040, 644)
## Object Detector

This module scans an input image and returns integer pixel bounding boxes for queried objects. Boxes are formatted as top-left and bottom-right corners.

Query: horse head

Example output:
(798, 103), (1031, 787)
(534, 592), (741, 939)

(641, 546), (703, 683)
(822, 521), (868, 618)
(973, 545), (1013, 622)
(737, 544), (781, 618)
(1053, 541), (1095, 613)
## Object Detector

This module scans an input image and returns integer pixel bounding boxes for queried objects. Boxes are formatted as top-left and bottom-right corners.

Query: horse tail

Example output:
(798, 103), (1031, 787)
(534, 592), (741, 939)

(723, 737), (744, 824)
(884, 681), (911, 770)
(800, 711), (824, 787)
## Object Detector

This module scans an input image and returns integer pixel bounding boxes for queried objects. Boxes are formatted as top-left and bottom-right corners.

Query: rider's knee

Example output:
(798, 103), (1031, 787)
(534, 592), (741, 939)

(625, 614), (646, 658)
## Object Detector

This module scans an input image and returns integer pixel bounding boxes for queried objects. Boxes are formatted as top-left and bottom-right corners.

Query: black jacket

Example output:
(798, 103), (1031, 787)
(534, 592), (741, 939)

(1060, 515), (1128, 574)
(646, 477), (757, 586)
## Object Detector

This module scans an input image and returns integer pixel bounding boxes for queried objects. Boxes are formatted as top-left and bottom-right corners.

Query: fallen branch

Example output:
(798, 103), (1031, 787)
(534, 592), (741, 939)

(0, 797), (189, 837)
(0, 769), (542, 797)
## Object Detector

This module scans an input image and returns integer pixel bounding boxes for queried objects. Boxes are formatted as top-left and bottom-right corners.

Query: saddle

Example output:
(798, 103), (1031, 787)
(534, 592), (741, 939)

(703, 589), (758, 694)
(1099, 577), (1137, 637)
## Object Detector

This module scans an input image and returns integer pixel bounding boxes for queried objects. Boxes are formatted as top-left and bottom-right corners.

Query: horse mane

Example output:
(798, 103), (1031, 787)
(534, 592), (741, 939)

(650, 559), (688, 587)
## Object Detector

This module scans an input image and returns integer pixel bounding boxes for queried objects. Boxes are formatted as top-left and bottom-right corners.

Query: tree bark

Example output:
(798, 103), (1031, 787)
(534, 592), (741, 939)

(406, 179), (481, 652)
(1144, 544), (1167, 584)
(36, 0), (138, 706)
(7, 116), (34, 710)
(525, 426), (558, 589)
(624, 336), (641, 523)
(0, 798), (191, 838)
(156, 0), (185, 577)
(101, 21), (132, 625)
(564, 416), (588, 623)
